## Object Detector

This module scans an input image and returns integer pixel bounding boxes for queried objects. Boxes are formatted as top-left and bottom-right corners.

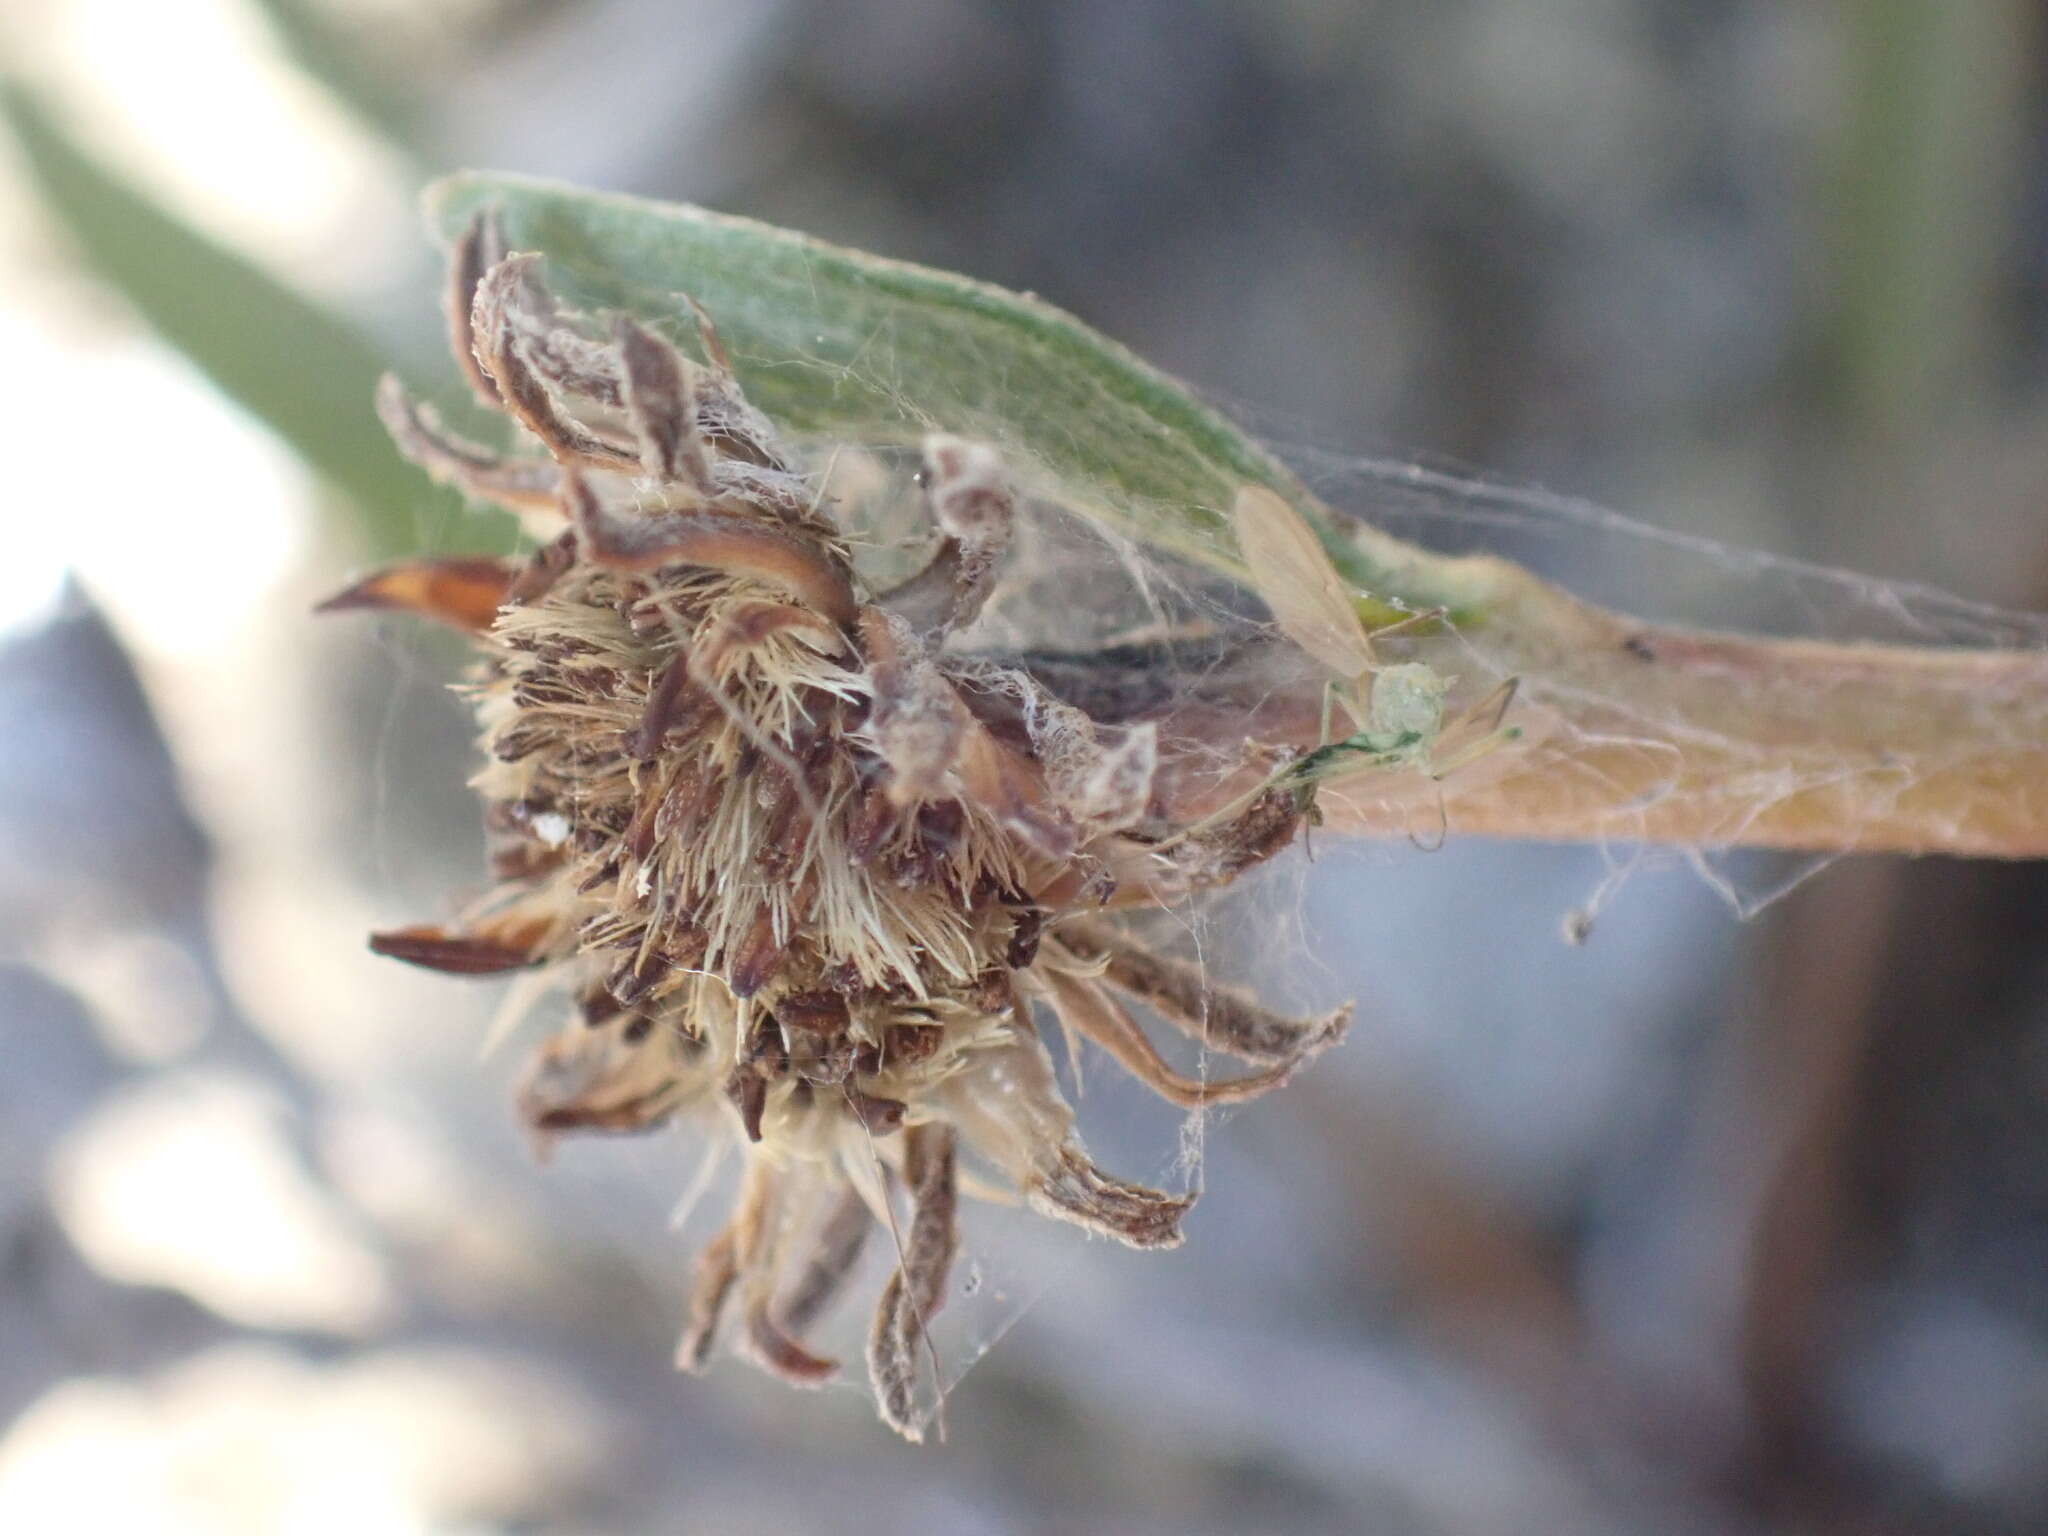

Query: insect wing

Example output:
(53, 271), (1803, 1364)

(1232, 486), (1377, 678)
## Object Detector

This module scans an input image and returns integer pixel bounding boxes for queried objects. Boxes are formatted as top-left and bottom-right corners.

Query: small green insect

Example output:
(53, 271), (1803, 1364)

(1232, 485), (1520, 822)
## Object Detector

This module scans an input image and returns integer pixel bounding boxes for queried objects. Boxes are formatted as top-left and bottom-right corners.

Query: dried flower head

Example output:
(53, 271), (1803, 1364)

(324, 211), (1349, 1438)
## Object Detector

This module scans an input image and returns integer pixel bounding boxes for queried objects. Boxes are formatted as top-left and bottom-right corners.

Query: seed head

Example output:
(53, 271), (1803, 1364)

(323, 211), (1349, 1438)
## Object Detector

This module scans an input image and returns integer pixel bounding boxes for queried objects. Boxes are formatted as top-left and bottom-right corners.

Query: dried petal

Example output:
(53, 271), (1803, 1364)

(563, 471), (857, 628)
(744, 1299), (838, 1386)
(318, 558), (516, 635)
(676, 1225), (740, 1373)
(1042, 969), (1300, 1108)
(506, 530), (577, 604)
(696, 599), (844, 673)
(517, 1021), (681, 1142)
(367, 922), (537, 974)
(616, 314), (711, 488)
(1029, 1147), (1189, 1251)
(867, 1124), (958, 1439)
(472, 255), (637, 470)
(921, 434), (1013, 632)
(1056, 918), (1351, 1064)
(777, 1186), (873, 1335)
(726, 1065), (767, 1142)
(447, 209), (507, 406)
(951, 726), (1076, 859)
(859, 608), (969, 802)
(873, 435), (1015, 641)
(629, 649), (696, 760)
(375, 375), (560, 513)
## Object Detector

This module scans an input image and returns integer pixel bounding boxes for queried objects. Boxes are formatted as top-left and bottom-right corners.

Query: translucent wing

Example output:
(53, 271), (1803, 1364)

(1232, 486), (1377, 678)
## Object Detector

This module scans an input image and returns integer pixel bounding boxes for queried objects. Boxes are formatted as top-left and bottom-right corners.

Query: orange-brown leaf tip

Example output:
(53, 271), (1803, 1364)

(317, 559), (515, 634)
(368, 924), (537, 974)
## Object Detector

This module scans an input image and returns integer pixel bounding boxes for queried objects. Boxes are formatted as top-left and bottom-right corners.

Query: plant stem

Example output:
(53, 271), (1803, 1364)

(1304, 544), (2048, 857)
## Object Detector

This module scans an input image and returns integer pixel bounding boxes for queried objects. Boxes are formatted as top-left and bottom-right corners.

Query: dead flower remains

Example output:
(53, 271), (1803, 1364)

(324, 212), (1358, 1438)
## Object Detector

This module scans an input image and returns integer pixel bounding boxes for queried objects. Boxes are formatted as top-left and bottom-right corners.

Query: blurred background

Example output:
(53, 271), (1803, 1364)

(3, 1), (2047, 1531)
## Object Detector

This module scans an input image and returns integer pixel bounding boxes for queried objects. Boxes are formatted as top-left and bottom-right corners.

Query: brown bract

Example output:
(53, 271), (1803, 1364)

(326, 211), (1349, 1440)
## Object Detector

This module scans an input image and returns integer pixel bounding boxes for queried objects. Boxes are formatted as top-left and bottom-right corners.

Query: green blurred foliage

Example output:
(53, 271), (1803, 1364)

(0, 82), (451, 559)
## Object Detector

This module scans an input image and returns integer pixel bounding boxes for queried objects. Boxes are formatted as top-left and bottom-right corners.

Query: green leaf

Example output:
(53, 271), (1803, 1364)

(424, 171), (1447, 617)
(0, 84), (451, 557)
